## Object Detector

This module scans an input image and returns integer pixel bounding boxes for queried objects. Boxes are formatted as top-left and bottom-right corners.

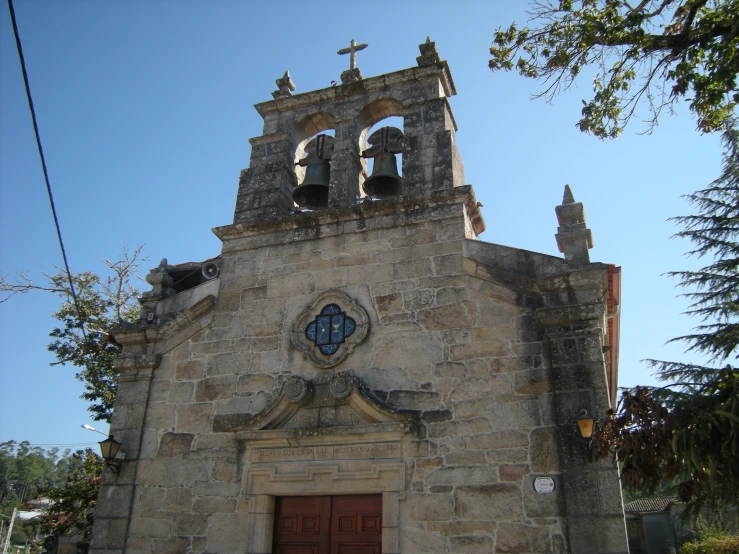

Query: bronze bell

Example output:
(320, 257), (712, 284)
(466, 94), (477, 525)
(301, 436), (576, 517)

(293, 155), (330, 208)
(363, 150), (402, 198)
(293, 135), (331, 209)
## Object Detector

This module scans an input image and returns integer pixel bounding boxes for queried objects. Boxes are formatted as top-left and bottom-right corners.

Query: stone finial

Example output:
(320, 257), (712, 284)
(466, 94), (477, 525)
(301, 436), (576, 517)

(272, 70), (296, 99)
(417, 36), (441, 66)
(562, 183), (576, 204)
(555, 185), (593, 265)
(141, 258), (176, 302)
(338, 38), (368, 84)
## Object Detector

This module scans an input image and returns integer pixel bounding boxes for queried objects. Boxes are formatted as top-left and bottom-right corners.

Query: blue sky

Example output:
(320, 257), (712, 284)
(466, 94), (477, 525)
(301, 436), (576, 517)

(0, 0), (724, 449)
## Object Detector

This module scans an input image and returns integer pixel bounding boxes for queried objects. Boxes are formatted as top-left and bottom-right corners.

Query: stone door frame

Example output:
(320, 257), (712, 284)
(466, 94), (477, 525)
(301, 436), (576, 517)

(240, 431), (408, 554)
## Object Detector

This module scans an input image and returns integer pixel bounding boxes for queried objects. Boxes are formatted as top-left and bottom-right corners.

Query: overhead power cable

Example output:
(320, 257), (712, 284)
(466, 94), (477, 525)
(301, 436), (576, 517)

(7, 0), (87, 337)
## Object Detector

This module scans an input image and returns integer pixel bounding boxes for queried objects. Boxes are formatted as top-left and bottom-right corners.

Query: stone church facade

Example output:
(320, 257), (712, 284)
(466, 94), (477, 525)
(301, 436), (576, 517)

(90, 40), (628, 554)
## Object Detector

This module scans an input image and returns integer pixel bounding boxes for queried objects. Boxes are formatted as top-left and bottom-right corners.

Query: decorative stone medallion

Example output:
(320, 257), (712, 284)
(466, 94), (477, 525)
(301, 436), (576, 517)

(291, 289), (370, 368)
(305, 304), (356, 356)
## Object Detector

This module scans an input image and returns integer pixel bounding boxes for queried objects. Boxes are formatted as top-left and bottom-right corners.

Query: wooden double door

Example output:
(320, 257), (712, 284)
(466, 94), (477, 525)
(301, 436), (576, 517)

(273, 494), (382, 554)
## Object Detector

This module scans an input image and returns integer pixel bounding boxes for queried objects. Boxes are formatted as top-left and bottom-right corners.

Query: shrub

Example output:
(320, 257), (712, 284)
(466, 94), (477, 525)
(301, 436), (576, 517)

(679, 517), (739, 554)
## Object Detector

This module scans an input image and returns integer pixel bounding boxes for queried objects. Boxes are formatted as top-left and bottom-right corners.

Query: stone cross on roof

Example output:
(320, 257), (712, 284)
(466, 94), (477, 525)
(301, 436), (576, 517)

(337, 38), (368, 70)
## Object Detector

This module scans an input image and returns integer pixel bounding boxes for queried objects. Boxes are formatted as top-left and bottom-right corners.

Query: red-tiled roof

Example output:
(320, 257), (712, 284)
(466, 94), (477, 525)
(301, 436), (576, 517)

(624, 497), (679, 513)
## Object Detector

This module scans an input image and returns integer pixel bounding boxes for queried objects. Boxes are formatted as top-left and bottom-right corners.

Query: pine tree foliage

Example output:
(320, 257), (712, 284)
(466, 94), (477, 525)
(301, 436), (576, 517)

(668, 123), (739, 362)
(596, 124), (739, 513)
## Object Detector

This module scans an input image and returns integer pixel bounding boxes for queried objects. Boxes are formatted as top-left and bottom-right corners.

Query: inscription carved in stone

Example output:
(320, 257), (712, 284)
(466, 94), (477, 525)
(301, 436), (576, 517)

(251, 442), (400, 463)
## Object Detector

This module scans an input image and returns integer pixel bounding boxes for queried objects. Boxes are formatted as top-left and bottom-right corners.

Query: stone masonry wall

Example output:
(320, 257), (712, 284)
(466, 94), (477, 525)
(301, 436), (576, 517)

(91, 192), (606, 554)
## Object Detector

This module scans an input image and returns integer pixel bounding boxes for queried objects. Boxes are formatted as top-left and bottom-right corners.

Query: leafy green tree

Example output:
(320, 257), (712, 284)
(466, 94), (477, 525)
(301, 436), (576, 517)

(0, 247), (145, 422)
(489, 0), (739, 137)
(39, 449), (103, 552)
(0, 441), (81, 546)
(596, 124), (739, 513)
(0, 441), (69, 509)
(1, 249), (144, 549)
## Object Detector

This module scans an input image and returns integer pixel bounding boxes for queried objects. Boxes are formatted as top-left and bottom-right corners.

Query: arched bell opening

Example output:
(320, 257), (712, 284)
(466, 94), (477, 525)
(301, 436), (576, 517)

(358, 99), (405, 201)
(361, 116), (404, 200)
(293, 112), (336, 210)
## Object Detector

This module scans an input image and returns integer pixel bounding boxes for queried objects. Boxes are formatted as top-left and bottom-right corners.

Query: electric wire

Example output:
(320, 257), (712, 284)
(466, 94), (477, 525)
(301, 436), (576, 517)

(8, 443), (98, 448)
(6, 0), (87, 338)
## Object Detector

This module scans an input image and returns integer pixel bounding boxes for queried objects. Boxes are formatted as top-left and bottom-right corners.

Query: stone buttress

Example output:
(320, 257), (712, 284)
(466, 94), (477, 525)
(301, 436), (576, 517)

(90, 40), (628, 554)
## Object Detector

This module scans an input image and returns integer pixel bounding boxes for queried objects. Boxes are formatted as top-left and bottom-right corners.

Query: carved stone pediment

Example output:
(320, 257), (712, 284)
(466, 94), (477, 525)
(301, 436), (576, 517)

(212, 373), (415, 434)
(112, 295), (216, 346)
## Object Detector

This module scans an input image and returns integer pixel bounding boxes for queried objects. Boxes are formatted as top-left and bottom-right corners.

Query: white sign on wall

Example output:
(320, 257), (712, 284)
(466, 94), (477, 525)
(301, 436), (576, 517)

(533, 477), (556, 494)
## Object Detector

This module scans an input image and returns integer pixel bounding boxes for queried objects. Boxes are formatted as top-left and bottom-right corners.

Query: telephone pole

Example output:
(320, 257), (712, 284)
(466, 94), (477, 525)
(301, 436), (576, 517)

(1, 507), (17, 554)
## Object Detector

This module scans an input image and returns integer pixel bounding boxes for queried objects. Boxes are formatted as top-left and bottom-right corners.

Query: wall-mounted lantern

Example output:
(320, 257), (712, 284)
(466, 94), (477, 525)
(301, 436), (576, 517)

(575, 409), (595, 462)
(98, 435), (122, 475)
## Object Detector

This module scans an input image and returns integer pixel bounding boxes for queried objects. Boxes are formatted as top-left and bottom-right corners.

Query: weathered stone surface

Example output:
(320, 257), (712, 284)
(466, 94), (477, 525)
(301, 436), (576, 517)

(158, 433), (193, 458)
(530, 427), (560, 473)
(152, 536), (191, 553)
(515, 368), (551, 395)
(450, 340), (508, 360)
(488, 399), (542, 430)
(401, 528), (448, 553)
(433, 361), (467, 379)
(207, 353), (250, 376)
(422, 409), (452, 423)
(136, 459), (210, 488)
(449, 374), (512, 402)
(374, 333), (443, 368)
(428, 418), (490, 438)
(568, 515), (629, 553)
(409, 494), (454, 521)
(168, 382), (193, 404)
(194, 375), (237, 402)
(598, 468), (627, 515)
(445, 450), (485, 465)
(497, 523), (552, 553)
(206, 512), (248, 552)
(162, 488), (193, 512)
(94, 485), (133, 518)
(387, 390), (441, 411)
(426, 466), (498, 486)
(426, 520), (497, 537)
(466, 430), (529, 450)
(489, 356), (535, 373)
(418, 303), (475, 331)
(450, 535), (495, 553)
(375, 293), (403, 315)
(394, 258), (433, 280)
(128, 518), (171, 539)
(499, 464), (529, 482)
(173, 512), (207, 535)
(175, 403), (213, 434)
(485, 447), (529, 464)
(454, 484), (522, 520)
(192, 495), (237, 514)
(145, 402), (175, 429)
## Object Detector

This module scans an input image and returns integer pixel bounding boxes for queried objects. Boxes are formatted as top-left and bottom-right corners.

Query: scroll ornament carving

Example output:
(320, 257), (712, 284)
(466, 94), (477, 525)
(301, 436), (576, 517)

(329, 372), (354, 400)
(284, 376), (311, 404)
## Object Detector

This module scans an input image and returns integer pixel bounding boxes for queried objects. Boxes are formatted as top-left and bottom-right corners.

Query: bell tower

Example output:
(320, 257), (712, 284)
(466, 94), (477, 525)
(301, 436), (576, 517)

(232, 38), (474, 229)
